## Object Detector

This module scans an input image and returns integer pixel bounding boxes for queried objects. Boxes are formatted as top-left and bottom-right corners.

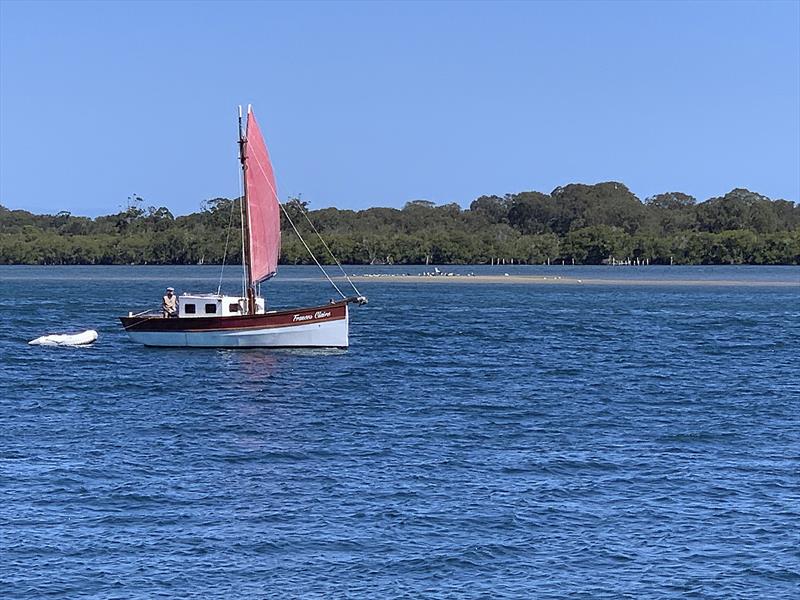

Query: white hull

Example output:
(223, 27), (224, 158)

(128, 310), (349, 348)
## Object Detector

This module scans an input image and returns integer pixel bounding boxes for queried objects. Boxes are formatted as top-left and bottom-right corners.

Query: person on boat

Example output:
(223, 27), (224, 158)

(162, 287), (178, 318)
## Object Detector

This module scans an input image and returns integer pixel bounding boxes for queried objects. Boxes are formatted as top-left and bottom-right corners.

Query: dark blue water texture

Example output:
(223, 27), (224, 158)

(1, 266), (799, 598)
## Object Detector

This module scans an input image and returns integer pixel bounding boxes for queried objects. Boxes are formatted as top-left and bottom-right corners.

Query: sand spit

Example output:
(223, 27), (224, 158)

(341, 274), (799, 287)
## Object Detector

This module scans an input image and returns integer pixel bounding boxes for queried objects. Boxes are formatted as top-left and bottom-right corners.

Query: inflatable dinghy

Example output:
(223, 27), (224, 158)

(28, 330), (98, 346)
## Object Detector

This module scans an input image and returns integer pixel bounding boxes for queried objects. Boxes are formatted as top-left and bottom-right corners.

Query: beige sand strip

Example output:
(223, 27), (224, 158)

(338, 275), (800, 287)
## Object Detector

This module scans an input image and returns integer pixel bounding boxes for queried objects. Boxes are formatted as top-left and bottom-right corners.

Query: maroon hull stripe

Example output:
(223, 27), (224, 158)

(120, 301), (347, 333)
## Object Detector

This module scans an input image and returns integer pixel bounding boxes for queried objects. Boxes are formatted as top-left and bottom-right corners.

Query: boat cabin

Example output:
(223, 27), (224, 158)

(177, 294), (265, 318)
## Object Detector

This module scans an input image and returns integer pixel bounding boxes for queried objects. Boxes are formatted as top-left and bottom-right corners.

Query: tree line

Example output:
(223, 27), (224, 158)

(1, 183), (798, 265)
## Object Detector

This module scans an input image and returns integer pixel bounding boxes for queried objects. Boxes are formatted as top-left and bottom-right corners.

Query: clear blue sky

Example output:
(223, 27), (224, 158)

(1, 0), (798, 216)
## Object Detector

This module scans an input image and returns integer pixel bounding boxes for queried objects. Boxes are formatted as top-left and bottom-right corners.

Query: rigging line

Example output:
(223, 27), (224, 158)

(279, 203), (347, 299)
(238, 190), (247, 298)
(249, 152), (276, 198)
(296, 203), (362, 297)
(216, 196), (238, 295)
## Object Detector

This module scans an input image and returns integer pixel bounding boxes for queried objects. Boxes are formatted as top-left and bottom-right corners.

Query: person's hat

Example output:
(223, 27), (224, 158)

(166, 287), (174, 292)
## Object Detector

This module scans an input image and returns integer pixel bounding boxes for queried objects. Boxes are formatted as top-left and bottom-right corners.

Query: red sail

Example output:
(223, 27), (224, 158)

(245, 108), (281, 283)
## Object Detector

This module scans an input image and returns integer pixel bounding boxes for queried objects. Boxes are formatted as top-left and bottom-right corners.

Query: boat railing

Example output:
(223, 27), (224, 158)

(127, 309), (161, 318)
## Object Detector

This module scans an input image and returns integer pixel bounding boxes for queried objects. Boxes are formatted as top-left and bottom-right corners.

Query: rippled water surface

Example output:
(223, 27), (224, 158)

(2, 266), (799, 598)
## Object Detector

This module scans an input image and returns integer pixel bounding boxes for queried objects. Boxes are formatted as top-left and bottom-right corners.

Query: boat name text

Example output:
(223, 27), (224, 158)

(292, 310), (332, 322)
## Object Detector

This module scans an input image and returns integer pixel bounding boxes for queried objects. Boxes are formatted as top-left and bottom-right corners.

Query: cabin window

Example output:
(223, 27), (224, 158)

(205, 303), (217, 314)
(229, 303), (240, 312)
(184, 304), (196, 314)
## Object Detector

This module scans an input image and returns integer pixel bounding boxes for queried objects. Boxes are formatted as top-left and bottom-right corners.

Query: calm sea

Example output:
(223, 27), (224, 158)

(1, 265), (799, 598)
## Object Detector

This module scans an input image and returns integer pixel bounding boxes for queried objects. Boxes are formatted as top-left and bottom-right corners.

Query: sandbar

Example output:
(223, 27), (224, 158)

(339, 274), (799, 287)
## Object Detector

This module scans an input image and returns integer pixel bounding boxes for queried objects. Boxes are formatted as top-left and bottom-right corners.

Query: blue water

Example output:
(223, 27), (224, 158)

(1, 266), (799, 598)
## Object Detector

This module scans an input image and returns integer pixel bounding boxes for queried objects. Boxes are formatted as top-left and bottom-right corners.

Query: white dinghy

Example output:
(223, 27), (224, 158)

(29, 330), (98, 346)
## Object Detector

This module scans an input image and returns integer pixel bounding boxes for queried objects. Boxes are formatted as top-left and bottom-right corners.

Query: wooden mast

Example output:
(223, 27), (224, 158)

(237, 105), (256, 314)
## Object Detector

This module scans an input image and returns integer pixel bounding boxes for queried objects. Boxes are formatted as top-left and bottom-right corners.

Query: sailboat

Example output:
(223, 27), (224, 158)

(120, 106), (366, 348)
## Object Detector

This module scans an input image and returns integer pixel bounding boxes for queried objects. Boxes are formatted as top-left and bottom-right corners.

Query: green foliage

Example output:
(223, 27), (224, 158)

(1, 183), (798, 265)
